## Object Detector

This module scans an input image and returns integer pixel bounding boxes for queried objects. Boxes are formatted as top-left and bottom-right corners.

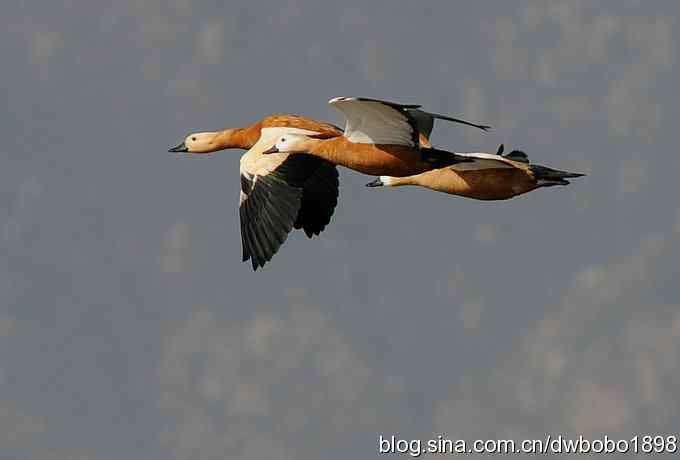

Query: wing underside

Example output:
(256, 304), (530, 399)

(329, 97), (419, 146)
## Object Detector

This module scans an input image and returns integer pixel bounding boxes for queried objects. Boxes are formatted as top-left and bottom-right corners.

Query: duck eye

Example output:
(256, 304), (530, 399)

(281, 138), (286, 142)
(191, 137), (196, 141)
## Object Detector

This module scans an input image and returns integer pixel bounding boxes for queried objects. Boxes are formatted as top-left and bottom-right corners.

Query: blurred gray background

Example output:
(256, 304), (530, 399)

(2, 1), (679, 459)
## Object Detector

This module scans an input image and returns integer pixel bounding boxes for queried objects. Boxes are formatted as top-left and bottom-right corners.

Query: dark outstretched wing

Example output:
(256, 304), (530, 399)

(239, 172), (302, 270)
(294, 159), (339, 238)
(239, 154), (340, 270)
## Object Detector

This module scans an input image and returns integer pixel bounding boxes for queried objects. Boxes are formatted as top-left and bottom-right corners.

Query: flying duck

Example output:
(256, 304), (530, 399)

(169, 115), (342, 270)
(365, 144), (585, 200)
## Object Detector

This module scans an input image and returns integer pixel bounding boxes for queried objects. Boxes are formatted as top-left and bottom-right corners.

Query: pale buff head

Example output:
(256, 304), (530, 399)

(168, 131), (224, 154)
(263, 134), (313, 155)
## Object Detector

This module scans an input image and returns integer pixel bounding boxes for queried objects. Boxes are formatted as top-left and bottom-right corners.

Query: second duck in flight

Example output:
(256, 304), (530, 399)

(366, 144), (585, 200)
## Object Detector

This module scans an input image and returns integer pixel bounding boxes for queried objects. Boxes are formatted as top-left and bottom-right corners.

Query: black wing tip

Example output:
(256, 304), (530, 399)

(425, 111), (492, 132)
(247, 245), (274, 271)
(242, 246), (271, 271)
(239, 174), (302, 272)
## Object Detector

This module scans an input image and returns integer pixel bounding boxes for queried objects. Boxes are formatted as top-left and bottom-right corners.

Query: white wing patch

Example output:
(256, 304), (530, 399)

(240, 126), (321, 177)
(448, 152), (516, 171)
(329, 97), (416, 146)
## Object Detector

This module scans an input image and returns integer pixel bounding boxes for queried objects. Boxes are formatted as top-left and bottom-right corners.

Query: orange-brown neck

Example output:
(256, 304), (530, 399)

(302, 137), (343, 165)
(302, 138), (430, 177)
(214, 123), (262, 150)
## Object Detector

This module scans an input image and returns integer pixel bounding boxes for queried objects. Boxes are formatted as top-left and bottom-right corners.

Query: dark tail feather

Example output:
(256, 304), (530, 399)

(421, 147), (474, 168)
(531, 164), (586, 187)
(505, 149), (529, 164)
